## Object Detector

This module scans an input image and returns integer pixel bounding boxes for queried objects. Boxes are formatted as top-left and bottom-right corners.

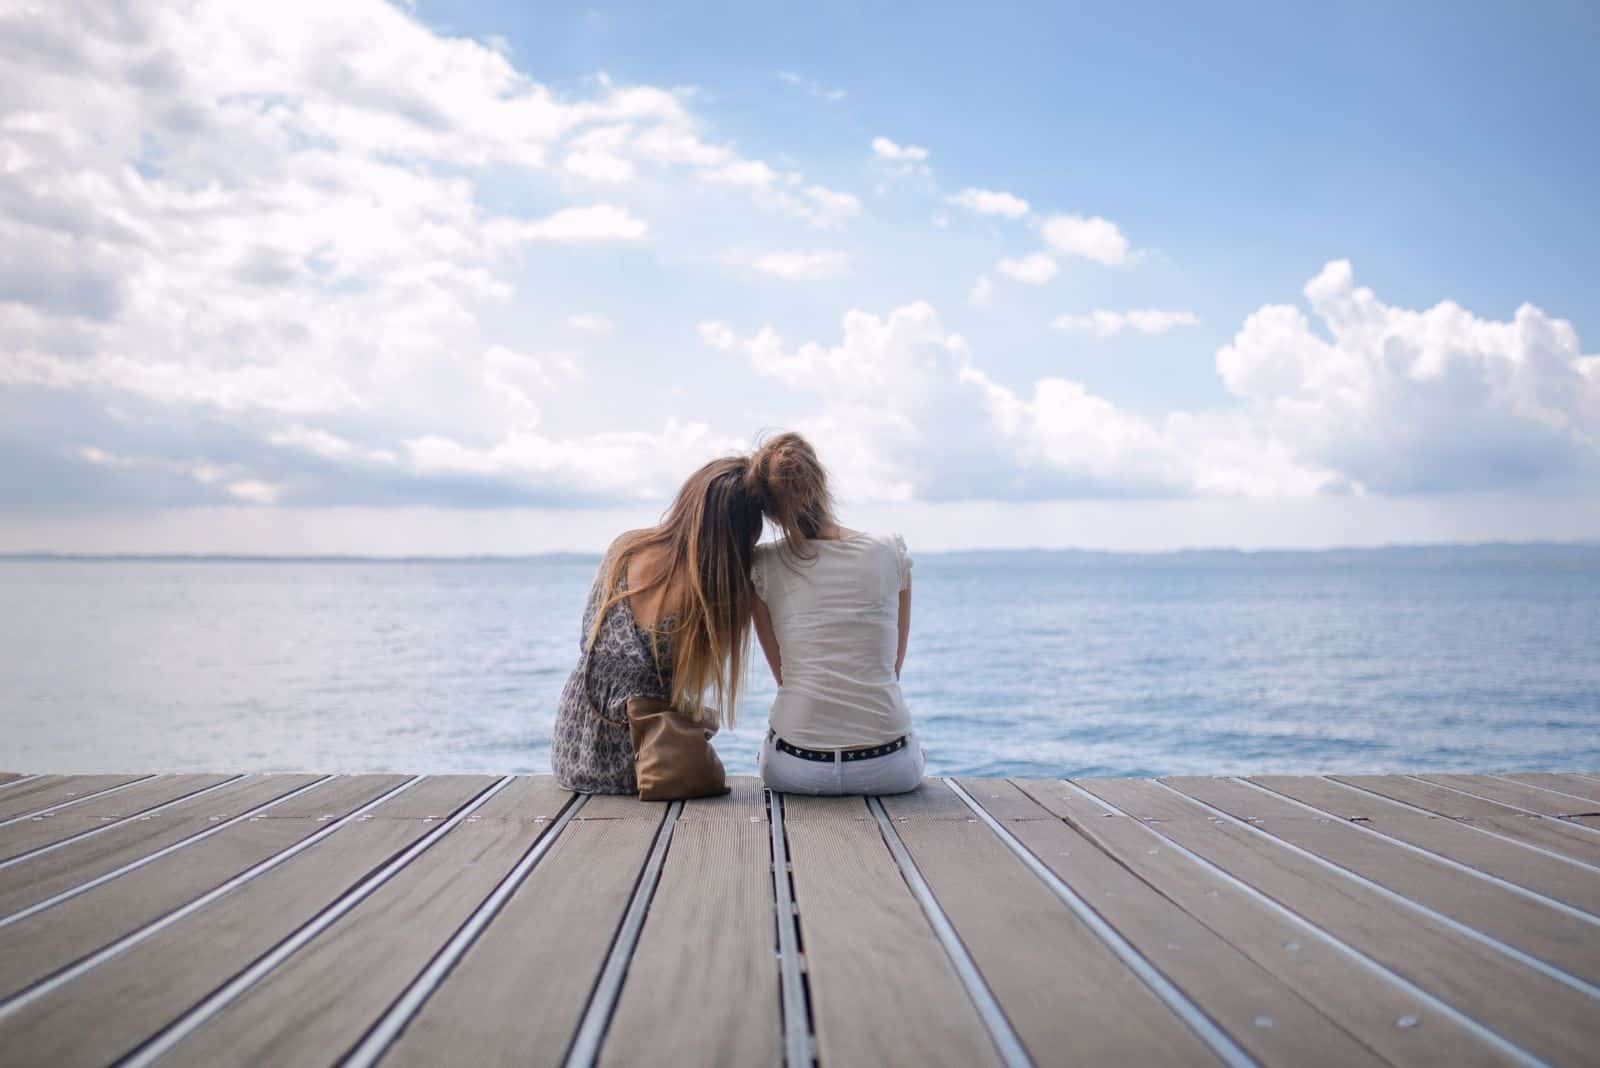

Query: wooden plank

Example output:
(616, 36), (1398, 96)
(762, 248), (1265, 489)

(469, 775), (571, 820)
(0, 777), (398, 1000)
(1502, 773), (1600, 806)
(878, 777), (979, 819)
(1168, 776), (1600, 985)
(153, 780), (571, 1067)
(379, 810), (662, 1068)
(1078, 778), (1600, 1067)
(0, 774), (245, 862)
(602, 818), (781, 1066)
(782, 794), (873, 820)
(0, 775), (146, 820)
(679, 774), (765, 821)
(1017, 779), (1518, 1068)
(346, 775), (496, 819)
(963, 780), (1382, 1067)
(1251, 776), (1600, 913)
(890, 781), (1215, 1065)
(576, 792), (663, 819)
(245, 774), (409, 820)
(1417, 774), (1598, 819)
(0, 777), (490, 1068)
(1330, 775), (1600, 866)
(781, 796), (1000, 1067)
(29, 774), (233, 820)
(0, 775), (325, 918)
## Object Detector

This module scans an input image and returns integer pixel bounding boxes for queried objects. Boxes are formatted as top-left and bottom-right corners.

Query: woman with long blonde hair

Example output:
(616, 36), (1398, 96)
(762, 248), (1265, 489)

(551, 455), (763, 794)
(746, 432), (924, 795)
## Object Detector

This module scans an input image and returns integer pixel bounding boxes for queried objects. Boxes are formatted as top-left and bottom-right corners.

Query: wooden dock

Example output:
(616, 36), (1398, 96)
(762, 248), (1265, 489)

(0, 769), (1597, 1067)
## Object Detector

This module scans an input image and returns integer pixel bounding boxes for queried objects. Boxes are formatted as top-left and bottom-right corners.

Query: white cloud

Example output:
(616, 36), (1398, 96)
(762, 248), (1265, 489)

(568, 314), (613, 333)
(701, 264), (1600, 500)
(776, 71), (846, 102)
(968, 276), (994, 308)
(1053, 309), (1200, 337)
(1217, 260), (1600, 492)
(517, 205), (648, 242)
(748, 251), (850, 281)
(995, 253), (1059, 285)
(949, 188), (1030, 219)
(562, 150), (635, 184)
(0, 0), (819, 509)
(870, 136), (932, 179)
(871, 137), (930, 163)
(1039, 214), (1133, 265)
(698, 321), (738, 352)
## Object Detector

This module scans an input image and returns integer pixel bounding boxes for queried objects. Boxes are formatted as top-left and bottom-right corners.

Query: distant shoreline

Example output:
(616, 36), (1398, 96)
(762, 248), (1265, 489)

(3, 540), (1598, 565)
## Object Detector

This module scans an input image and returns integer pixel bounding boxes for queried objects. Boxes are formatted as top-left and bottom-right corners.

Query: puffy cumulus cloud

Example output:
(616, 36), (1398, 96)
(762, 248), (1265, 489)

(871, 137), (930, 163)
(1218, 261), (1600, 493)
(700, 302), (1278, 501)
(1039, 214), (1133, 265)
(871, 136), (932, 179)
(0, 0), (856, 509)
(1053, 309), (1200, 337)
(746, 251), (850, 281)
(995, 253), (1059, 285)
(703, 264), (1599, 501)
(949, 188), (1030, 219)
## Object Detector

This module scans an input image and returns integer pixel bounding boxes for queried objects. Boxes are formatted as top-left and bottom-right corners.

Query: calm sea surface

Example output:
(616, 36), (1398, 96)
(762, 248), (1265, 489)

(3, 547), (1597, 778)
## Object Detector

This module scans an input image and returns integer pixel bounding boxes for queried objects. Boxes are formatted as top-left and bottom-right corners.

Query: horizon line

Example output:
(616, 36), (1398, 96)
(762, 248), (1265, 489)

(3, 538), (1598, 564)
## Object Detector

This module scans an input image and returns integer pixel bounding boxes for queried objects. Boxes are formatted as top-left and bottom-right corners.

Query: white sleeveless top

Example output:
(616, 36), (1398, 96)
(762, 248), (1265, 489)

(751, 531), (913, 749)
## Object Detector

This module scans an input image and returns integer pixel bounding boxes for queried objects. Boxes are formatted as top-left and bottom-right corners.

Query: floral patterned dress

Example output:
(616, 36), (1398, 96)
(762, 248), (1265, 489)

(550, 571), (674, 794)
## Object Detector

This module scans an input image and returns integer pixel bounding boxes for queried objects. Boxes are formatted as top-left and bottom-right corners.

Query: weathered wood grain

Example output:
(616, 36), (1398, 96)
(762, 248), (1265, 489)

(0, 777), (489, 1068)
(379, 811), (661, 1068)
(1251, 775), (1600, 913)
(891, 780), (1216, 1066)
(879, 777), (979, 819)
(1169, 776), (1600, 985)
(602, 818), (780, 1066)
(966, 780), (1383, 1067)
(1078, 778), (1600, 1067)
(0, 775), (146, 820)
(782, 797), (1000, 1067)
(0, 774), (240, 861)
(1502, 773), (1600, 806)
(154, 783), (571, 1067)
(0, 775), (324, 920)
(1019, 778), (1520, 1068)
(1416, 775), (1599, 819)
(1330, 775), (1600, 865)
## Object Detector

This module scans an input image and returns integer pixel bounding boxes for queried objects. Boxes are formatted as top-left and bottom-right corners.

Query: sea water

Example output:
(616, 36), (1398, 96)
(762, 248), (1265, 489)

(2, 546), (1597, 778)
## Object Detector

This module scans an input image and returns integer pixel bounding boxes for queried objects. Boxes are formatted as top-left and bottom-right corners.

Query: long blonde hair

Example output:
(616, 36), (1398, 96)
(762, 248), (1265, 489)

(586, 455), (763, 726)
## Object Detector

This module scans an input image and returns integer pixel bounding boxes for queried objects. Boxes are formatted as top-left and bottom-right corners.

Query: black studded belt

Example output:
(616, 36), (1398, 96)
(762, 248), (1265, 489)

(773, 734), (909, 763)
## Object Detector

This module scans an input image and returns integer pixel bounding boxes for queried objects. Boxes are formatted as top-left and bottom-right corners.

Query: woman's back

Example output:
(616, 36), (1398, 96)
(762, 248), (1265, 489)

(753, 531), (912, 748)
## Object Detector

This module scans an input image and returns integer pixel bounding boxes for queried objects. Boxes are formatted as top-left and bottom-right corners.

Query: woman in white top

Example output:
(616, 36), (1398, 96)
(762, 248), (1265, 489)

(746, 433), (925, 795)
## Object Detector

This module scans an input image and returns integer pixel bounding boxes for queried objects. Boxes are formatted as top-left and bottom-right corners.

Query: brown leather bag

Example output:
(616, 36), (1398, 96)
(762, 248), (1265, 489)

(626, 697), (731, 801)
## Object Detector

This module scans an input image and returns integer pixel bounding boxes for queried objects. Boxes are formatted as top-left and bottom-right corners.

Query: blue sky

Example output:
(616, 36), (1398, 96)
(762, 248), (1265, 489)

(1, 0), (1597, 553)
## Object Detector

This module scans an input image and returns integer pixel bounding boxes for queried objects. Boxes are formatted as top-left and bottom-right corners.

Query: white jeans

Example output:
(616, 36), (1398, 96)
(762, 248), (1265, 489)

(758, 731), (925, 796)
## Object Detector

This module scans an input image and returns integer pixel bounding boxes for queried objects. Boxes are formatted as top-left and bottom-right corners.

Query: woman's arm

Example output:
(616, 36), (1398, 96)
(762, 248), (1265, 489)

(752, 595), (783, 686)
(895, 579), (912, 679)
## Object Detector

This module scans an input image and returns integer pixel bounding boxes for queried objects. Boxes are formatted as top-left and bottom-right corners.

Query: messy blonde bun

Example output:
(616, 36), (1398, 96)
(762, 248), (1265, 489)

(746, 431), (833, 554)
